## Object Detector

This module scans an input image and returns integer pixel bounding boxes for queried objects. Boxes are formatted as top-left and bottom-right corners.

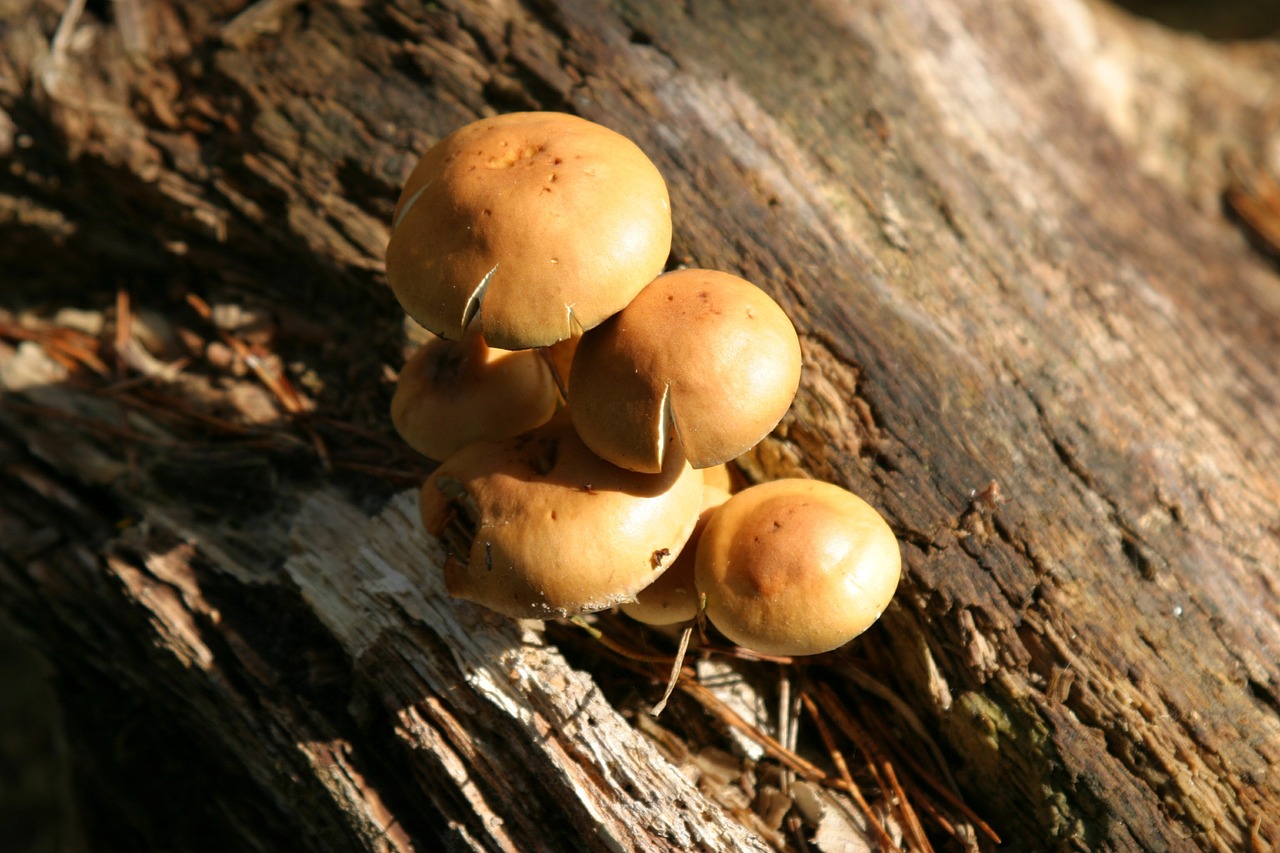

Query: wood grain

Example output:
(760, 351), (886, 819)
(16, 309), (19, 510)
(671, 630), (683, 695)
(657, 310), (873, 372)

(3, 0), (1279, 849)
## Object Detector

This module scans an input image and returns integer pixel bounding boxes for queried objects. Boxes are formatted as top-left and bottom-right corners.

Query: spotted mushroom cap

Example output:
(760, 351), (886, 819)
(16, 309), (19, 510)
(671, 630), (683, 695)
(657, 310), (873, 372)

(569, 268), (802, 473)
(694, 478), (901, 656)
(386, 112), (673, 350)
(419, 416), (704, 619)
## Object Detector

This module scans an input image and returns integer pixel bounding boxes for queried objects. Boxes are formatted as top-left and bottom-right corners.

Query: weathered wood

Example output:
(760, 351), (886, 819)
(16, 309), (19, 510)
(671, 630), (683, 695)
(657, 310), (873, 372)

(3, 0), (1280, 849)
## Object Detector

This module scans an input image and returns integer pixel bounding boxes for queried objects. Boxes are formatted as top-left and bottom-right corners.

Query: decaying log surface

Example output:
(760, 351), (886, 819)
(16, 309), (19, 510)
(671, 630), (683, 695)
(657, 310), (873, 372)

(3, 0), (1280, 849)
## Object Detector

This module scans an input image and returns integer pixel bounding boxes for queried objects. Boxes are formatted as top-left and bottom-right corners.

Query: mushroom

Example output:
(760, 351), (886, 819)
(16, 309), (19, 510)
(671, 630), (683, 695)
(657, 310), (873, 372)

(569, 268), (802, 473)
(386, 112), (673, 350)
(391, 327), (560, 461)
(694, 479), (900, 656)
(701, 462), (735, 494)
(541, 333), (580, 400)
(419, 415), (704, 619)
(621, 481), (730, 626)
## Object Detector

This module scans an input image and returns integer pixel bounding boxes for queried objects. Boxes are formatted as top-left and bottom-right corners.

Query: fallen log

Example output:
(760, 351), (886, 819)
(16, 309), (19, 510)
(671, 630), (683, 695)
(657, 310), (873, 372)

(3, 0), (1279, 849)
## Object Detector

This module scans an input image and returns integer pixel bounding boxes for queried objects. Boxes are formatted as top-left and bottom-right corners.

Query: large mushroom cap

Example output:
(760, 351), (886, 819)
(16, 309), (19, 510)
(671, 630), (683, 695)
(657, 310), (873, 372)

(419, 416), (703, 619)
(386, 112), (673, 350)
(569, 268), (802, 473)
(391, 328), (559, 461)
(694, 479), (901, 656)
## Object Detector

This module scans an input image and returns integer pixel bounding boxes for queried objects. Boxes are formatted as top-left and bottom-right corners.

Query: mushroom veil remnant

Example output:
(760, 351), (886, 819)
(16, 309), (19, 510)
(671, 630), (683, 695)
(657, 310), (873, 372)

(385, 112), (673, 350)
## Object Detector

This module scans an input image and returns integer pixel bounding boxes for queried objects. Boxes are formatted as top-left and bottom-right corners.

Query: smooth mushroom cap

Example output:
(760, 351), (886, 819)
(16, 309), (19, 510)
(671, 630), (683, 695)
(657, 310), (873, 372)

(391, 328), (559, 461)
(694, 479), (901, 656)
(621, 483), (730, 626)
(569, 268), (802, 473)
(386, 112), (672, 350)
(419, 416), (704, 619)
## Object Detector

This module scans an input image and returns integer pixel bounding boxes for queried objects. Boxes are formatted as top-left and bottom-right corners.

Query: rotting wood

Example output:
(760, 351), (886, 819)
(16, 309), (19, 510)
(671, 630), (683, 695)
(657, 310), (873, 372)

(3, 0), (1280, 849)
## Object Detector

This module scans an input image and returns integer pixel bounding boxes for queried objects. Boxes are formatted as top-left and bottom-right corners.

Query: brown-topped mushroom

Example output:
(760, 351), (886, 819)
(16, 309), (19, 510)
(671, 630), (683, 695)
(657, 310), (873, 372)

(391, 327), (560, 461)
(419, 416), (704, 619)
(569, 268), (802, 473)
(386, 112), (672, 350)
(694, 479), (900, 656)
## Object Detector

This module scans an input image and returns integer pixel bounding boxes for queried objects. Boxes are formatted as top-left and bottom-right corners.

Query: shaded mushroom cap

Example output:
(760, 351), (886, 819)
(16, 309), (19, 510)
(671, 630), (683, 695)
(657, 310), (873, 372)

(542, 333), (580, 398)
(386, 112), (673, 350)
(419, 416), (704, 619)
(701, 462), (734, 494)
(569, 269), (802, 473)
(694, 479), (901, 656)
(621, 483), (730, 626)
(391, 328), (560, 461)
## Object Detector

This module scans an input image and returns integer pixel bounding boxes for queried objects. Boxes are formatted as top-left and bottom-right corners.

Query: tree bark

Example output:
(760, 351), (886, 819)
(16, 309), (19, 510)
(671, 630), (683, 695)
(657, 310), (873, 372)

(3, 0), (1280, 850)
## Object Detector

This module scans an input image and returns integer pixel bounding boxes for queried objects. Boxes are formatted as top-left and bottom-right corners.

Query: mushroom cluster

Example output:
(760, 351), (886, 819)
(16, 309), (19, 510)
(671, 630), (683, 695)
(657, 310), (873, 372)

(386, 111), (900, 657)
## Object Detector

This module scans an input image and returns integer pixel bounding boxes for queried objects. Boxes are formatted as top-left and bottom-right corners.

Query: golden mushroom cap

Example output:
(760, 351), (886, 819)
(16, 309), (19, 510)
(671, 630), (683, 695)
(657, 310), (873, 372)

(419, 416), (704, 619)
(695, 479), (901, 656)
(568, 268), (802, 474)
(621, 483), (730, 626)
(386, 112), (672, 350)
(391, 329), (559, 461)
